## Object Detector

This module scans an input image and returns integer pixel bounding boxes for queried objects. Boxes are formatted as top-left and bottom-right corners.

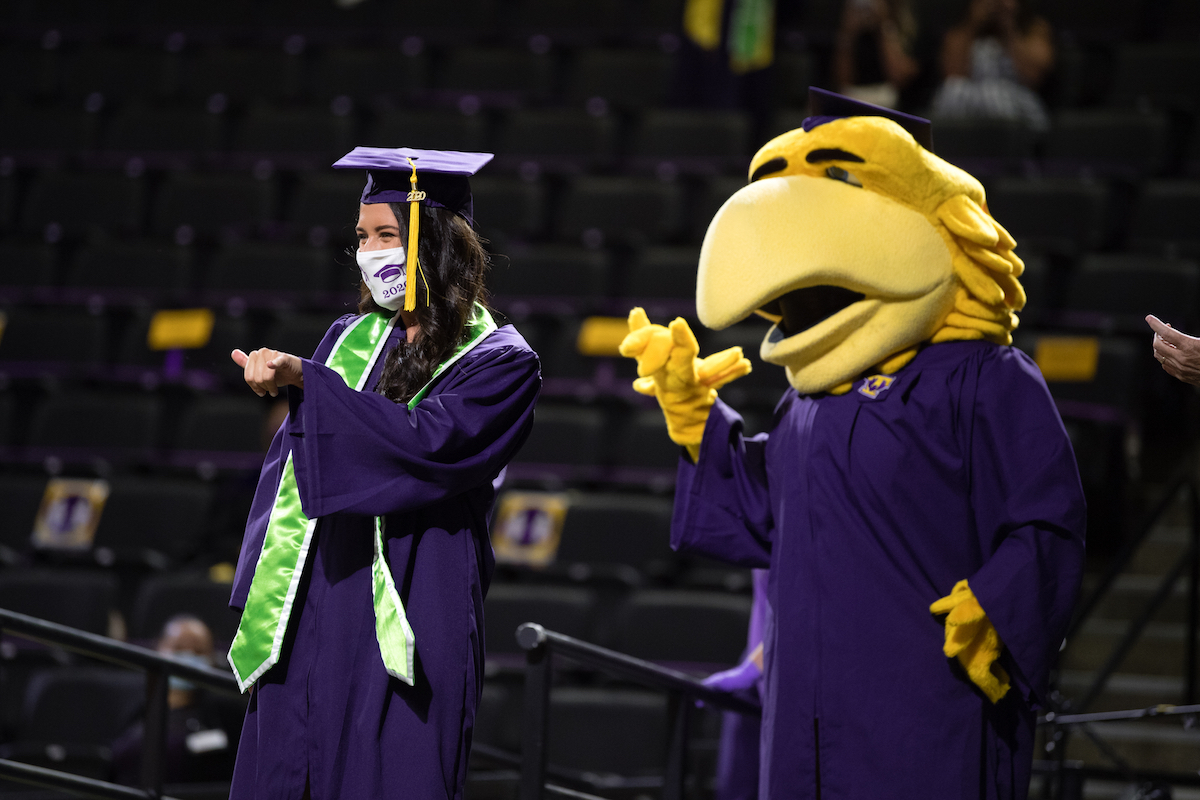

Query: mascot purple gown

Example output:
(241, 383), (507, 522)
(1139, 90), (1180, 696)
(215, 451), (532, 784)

(620, 90), (1085, 800)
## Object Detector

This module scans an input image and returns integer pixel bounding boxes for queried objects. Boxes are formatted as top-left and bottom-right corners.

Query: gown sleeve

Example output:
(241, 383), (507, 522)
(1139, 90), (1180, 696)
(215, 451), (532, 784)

(285, 338), (541, 518)
(960, 346), (1087, 705)
(671, 399), (775, 568)
(230, 315), (357, 610)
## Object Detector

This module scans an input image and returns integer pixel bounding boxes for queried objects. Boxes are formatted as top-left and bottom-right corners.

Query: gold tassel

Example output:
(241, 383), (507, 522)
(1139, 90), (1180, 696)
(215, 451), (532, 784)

(404, 157), (426, 313)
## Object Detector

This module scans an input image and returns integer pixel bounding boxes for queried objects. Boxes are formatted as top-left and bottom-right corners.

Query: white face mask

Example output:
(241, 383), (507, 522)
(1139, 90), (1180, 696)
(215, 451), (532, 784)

(356, 245), (407, 311)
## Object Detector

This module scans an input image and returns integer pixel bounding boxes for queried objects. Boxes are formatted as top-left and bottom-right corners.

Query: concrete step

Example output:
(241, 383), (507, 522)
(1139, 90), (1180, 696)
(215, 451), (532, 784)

(1078, 524), (1192, 585)
(1078, 779), (1200, 800)
(1090, 574), (1197, 626)
(1060, 619), (1197, 676)
(1057, 671), (1189, 713)
(1063, 720), (1200, 775)
(1126, 526), (1194, 576)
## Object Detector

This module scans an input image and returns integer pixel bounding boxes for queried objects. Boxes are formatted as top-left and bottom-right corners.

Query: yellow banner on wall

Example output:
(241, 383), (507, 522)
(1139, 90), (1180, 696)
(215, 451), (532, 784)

(1034, 336), (1099, 382)
(148, 308), (215, 350)
(576, 316), (630, 357)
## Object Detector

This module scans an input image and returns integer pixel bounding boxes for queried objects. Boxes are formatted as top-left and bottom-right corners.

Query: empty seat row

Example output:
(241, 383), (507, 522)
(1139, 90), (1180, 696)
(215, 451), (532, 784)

(0, 390), (278, 463)
(486, 584), (751, 666)
(1, 653), (690, 782)
(0, 42), (686, 109)
(0, 171), (745, 246)
(0, 562), (749, 668)
(930, 109), (1200, 180)
(475, 683), (675, 781)
(984, 178), (1200, 257)
(1, 0), (687, 44)
(0, 240), (708, 306)
(5, 243), (1199, 325)
(0, 241), (360, 301)
(7, 100), (1200, 183)
(1014, 252), (1200, 329)
(0, 567), (237, 641)
(0, 102), (756, 175)
(5, 37), (1200, 114)
(0, 475), (721, 584)
(0, 306), (344, 384)
(7, 170), (1200, 256)
(0, 303), (777, 390)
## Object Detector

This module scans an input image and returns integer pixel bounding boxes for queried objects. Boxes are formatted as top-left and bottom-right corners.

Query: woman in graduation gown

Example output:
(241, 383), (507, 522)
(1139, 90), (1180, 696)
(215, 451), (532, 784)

(225, 147), (541, 800)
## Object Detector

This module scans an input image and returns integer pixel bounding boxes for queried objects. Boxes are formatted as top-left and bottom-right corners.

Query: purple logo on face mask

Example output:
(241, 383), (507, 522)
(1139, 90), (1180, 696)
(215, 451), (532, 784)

(375, 265), (404, 284)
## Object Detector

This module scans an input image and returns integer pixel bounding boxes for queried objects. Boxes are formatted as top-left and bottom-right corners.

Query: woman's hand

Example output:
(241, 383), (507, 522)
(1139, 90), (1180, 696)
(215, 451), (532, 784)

(231, 348), (304, 397)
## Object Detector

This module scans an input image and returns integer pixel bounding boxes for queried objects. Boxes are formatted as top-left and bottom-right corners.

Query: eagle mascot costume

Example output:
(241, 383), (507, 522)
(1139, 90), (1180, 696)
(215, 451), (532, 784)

(620, 89), (1086, 800)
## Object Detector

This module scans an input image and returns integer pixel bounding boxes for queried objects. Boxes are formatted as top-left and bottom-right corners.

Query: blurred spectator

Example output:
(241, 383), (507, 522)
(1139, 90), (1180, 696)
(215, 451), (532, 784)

(833, 0), (920, 110)
(673, 0), (778, 127)
(931, 0), (1054, 130)
(111, 616), (241, 786)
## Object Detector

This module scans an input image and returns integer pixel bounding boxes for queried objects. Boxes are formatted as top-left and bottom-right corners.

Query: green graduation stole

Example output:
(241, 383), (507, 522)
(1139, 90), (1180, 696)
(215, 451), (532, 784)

(228, 304), (497, 693)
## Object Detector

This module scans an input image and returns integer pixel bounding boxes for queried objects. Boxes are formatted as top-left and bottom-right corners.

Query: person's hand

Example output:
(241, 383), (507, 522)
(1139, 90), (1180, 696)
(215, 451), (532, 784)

(619, 308), (751, 451)
(231, 348), (304, 397)
(696, 644), (763, 707)
(1147, 315), (1200, 386)
(930, 580), (1010, 703)
(702, 658), (763, 694)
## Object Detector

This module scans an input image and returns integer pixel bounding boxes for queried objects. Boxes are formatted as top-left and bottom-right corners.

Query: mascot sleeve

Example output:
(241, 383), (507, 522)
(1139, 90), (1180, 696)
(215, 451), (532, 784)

(958, 346), (1086, 706)
(670, 398), (775, 569)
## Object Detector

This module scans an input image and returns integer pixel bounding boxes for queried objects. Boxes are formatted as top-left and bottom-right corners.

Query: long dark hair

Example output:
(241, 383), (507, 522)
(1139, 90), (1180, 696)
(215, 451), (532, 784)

(356, 202), (491, 404)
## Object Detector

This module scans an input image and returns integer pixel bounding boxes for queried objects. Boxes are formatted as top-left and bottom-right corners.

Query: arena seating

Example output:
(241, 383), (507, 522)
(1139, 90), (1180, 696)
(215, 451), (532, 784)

(1, 0), (1199, 791)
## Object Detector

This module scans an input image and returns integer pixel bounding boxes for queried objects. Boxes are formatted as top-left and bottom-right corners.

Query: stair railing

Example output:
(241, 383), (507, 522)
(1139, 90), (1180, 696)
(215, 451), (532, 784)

(515, 622), (761, 800)
(0, 607), (240, 800)
(1059, 461), (1200, 714)
(1041, 452), (1200, 800)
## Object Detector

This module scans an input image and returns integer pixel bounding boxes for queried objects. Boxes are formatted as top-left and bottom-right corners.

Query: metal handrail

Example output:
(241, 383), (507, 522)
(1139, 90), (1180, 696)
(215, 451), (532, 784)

(1052, 470), (1200, 725)
(1037, 452), (1200, 800)
(0, 607), (240, 799)
(0, 608), (239, 694)
(1041, 702), (1200, 726)
(515, 622), (759, 800)
(514, 621), (1200, 800)
(515, 623), (761, 716)
(1065, 462), (1193, 644)
(0, 758), (183, 800)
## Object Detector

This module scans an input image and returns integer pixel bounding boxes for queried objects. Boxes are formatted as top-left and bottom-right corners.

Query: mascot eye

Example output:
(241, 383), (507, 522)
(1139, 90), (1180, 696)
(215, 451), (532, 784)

(825, 166), (862, 188)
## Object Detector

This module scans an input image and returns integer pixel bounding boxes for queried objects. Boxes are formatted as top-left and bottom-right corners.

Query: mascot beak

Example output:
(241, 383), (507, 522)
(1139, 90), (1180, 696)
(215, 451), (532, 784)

(697, 174), (953, 330)
(696, 170), (957, 393)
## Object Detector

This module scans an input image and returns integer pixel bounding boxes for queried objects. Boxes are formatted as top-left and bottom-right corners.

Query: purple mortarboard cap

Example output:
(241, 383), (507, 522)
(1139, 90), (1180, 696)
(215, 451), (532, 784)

(332, 146), (494, 225)
(802, 87), (934, 152)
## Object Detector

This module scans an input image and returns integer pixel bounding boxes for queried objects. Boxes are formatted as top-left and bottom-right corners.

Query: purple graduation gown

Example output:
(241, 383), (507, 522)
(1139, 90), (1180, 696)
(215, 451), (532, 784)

(673, 340), (1085, 800)
(228, 315), (540, 800)
(715, 568), (770, 800)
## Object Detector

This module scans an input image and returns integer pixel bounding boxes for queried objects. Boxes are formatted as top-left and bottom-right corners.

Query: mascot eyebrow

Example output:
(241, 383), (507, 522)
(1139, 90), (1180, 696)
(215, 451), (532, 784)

(805, 148), (865, 164)
(749, 149), (866, 184)
(750, 158), (787, 182)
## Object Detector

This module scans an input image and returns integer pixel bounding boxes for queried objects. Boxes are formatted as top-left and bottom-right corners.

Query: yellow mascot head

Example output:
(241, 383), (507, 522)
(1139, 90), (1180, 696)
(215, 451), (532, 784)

(698, 88), (1027, 395)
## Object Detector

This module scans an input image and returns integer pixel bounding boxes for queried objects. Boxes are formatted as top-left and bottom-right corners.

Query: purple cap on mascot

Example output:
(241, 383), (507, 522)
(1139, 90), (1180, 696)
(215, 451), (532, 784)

(803, 87), (935, 152)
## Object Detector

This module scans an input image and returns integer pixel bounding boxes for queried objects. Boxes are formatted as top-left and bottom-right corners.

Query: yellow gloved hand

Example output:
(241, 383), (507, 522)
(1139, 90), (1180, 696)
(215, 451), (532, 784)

(930, 579), (1011, 703)
(619, 307), (751, 459)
